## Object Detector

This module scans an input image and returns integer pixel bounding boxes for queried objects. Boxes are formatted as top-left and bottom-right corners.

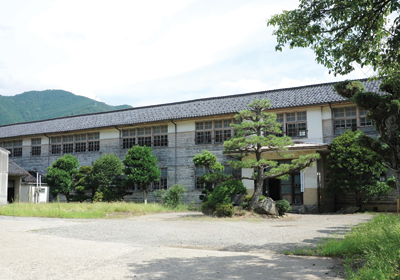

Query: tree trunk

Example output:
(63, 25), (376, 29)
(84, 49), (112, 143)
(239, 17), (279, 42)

(248, 167), (264, 210)
(143, 189), (147, 205)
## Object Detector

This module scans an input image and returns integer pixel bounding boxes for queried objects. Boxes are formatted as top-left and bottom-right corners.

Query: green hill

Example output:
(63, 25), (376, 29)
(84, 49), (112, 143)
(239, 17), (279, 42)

(0, 90), (132, 126)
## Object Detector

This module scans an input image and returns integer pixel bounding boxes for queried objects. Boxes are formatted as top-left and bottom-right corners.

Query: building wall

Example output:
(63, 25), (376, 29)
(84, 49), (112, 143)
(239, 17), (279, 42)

(0, 148), (9, 205)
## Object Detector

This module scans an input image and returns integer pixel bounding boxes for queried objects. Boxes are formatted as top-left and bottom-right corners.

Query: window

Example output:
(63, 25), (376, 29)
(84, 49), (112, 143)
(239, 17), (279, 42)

(333, 106), (375, 135)
(286, 112), (307, 137)
(75, 134), (87, 153)
(154, 125), (168, 147)
(63, 135), (74, 154)
(51, 136), (62, 155)
(31, 138), (41, 156)
(334, 107), (357, 135)
(51, 132), (100, 154)
(88, 132), (100, 151)
(122, 125), (168, 148)
(122, 129), (136, 149)
(195, 119), (234, 144)
(266, 112), (307, 138)
(359, 109), (376, 133)
(2, 140), (23, 157)
(153, 168), (168, 190)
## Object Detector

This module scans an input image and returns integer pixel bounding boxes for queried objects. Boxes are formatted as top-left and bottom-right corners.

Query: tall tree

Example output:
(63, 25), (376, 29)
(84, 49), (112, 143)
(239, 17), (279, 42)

(223, 99), (319, 210)
(46, 154), (79, 202)
(267, 0), (400, 77)
(327, 130), (393, 210)
(91, 154), (125, 201)
(268, 1), (400, 208)
(123, 146), (161, 204)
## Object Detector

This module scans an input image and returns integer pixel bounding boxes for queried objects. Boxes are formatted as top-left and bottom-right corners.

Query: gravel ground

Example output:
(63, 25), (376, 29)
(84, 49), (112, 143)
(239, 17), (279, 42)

(0, 212), (372, 280)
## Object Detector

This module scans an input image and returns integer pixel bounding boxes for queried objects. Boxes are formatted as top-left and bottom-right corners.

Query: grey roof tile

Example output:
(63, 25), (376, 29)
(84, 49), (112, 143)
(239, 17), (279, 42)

(0, 78), (384, 139)
(8, 160), (28, 176)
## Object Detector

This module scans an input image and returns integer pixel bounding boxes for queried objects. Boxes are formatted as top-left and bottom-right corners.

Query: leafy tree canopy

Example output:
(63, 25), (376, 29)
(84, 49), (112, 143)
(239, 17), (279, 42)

(123, 145), (161, 204)
(268, 0), (400, 77)
(223, 99), (319, 209)
(45, 154), (79, 202)
(327, 130), (393, 209)
(91, 154), (125, 201)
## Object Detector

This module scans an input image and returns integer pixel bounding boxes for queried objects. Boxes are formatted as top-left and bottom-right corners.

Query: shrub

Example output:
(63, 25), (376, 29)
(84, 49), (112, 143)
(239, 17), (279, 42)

(162, 185), (187, 208)
(215, 204), (234, 217)
(275, 200), (292, 215)
(201, 201), (215, 216)
(208, 180), (247, 207)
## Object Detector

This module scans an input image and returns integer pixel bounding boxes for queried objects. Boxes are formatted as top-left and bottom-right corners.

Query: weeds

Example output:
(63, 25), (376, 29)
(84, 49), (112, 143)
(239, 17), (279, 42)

(287, 214), (400, 279)
(0, 202), (193, 219)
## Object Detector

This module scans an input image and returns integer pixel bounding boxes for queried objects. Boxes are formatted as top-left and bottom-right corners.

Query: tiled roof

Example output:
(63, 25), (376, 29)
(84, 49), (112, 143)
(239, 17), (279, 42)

(0, 78), (383, 139)
(8, 160), (28, 176)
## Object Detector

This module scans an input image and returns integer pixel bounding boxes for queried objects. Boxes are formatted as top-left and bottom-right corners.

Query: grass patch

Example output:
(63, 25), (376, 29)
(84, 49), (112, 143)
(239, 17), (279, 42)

(287, 214), (400, 279)
(0, 202), (193, 219)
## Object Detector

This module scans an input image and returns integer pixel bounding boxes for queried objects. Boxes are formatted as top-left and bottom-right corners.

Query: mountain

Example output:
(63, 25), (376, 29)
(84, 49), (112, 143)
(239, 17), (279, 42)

(0, 90), (132, 126)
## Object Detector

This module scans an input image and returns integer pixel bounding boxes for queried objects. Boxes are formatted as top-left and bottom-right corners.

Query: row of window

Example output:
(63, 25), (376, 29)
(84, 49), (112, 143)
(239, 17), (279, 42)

(333, 107), (375, 135)
(0, 108), (377, 157)
(122, 125), (168, 149)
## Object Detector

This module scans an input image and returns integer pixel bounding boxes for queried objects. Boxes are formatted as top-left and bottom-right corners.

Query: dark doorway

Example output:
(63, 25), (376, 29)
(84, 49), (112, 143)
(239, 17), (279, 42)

(7, 180), (15, 203)
(268, 178), (280, 201)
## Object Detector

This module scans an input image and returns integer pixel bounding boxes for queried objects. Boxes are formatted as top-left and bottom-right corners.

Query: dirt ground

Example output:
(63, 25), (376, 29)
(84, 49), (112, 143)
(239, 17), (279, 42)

(0, 212), (372, 280)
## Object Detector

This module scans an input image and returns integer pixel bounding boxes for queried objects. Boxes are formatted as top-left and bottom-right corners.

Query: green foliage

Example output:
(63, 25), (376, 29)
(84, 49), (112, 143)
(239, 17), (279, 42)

(206, 180), (247, 208)
(327, 130), (393, 209)
(224, 100), (319, 210)
(316, 214), (400, 279)
(91, 154), (125, 202)
(193, 150), (231, 202)
(215, 204), (234, 218)
(75, 165), (97, 199)
(243, 195), (265, 203)
(267, 0), (400, 77)
(123, 146), (161, 203)
(160, 185), (187, 208)
(201, 201), (215, 216)
(0, 90), (132, 125)
(46, 154), (79, 202)
(267, 1), (400, 199)
(275, 200), (292, 216)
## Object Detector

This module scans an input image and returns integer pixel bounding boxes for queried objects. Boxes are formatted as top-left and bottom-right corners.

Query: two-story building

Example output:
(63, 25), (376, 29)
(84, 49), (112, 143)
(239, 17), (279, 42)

(0, 78), (395, 212)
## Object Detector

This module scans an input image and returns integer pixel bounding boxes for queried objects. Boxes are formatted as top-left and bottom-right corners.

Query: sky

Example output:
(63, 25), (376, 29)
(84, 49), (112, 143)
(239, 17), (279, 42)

(0, 0), (371, 107)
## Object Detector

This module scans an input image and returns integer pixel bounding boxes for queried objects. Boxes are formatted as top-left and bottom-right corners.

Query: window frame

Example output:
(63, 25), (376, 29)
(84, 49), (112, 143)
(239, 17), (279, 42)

(121, 125), (168, 149)
(195, 119), (235, 145)
(333, 106), (375, 135)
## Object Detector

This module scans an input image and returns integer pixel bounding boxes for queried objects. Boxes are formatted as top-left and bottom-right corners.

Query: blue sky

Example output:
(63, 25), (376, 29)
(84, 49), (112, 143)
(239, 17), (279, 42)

(0, 0), (369, 107)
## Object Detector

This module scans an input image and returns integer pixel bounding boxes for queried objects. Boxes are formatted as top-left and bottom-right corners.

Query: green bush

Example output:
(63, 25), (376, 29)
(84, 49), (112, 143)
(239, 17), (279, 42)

(275, 200), (292, 215)
(215, 204), (234, 217)
(162, 185), (187, 208)
(208, 180), (247, 207)
(201, 201), (215, 216)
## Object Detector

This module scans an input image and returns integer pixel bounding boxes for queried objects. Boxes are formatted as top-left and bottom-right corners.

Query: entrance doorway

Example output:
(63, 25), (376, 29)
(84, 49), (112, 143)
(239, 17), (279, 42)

(265, 173), (303, 205)
(7, 180), (15, 203)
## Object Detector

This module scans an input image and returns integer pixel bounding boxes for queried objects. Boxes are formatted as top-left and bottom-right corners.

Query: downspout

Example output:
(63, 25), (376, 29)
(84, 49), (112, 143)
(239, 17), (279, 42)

(170, 120), (177, 185)
(327, 102), (337, 211)
(44, 134), (50, 168)
(115, 126), (122, 158)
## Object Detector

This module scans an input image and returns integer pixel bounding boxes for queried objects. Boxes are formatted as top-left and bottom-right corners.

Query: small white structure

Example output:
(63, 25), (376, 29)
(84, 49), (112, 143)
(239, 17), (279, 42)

(0, 148), (10, 205)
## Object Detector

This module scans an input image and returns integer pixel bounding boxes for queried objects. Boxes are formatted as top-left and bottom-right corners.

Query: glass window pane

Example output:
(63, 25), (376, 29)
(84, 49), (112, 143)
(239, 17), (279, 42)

(346, 107), (357, 117)
(297, 111), (307, 121)
(333, 108), (344, 118)
(204, 121), (212, 129)
(286, 113), (296, 122)
(214, 120), (222, 129)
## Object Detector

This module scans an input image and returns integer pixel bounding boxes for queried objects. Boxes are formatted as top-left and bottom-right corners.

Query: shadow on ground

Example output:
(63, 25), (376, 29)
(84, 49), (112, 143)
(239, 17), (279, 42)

(126, 254), (342, 280)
